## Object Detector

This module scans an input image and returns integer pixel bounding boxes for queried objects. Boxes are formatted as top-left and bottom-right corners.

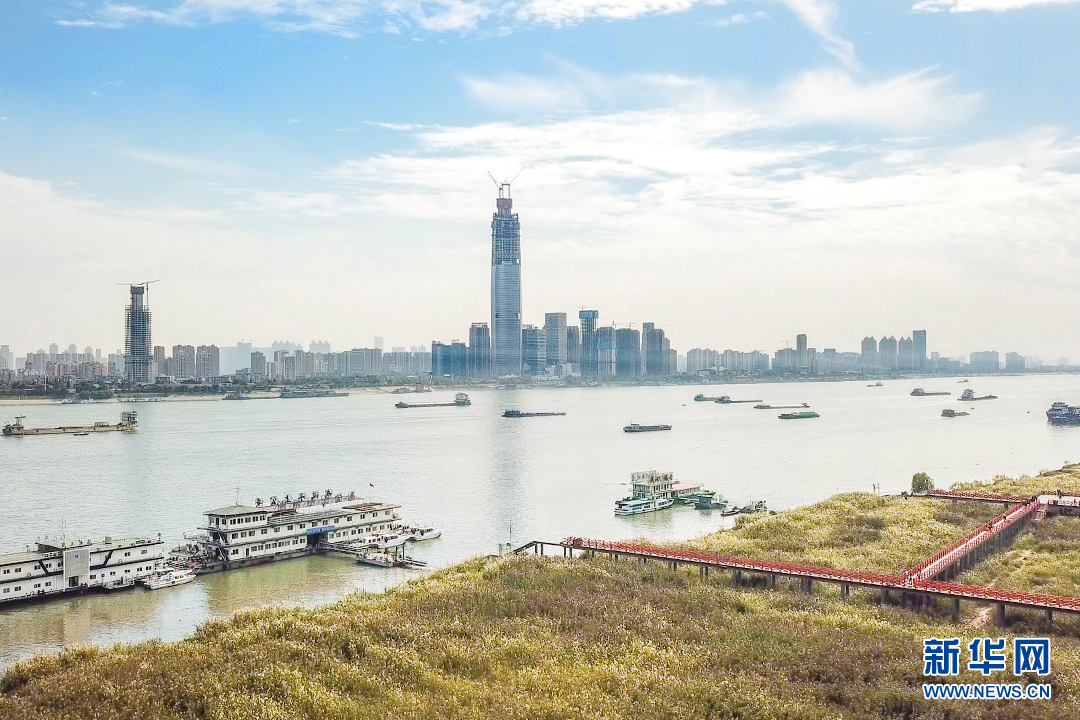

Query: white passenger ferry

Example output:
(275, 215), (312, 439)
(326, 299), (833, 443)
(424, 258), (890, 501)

(1, 536), (164, 605)
(172, 490), (401, 574)
(614, 470), (702, 516)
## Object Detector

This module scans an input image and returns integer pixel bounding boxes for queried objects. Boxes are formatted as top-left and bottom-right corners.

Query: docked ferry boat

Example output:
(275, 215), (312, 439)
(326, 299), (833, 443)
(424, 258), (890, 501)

(171, 491), (401, 574)
(614, 471), (702, 515)
(1, 536), (164, 605)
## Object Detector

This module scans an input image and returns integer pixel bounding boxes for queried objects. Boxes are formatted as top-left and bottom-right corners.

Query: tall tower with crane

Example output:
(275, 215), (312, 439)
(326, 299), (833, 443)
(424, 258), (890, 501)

(488, 172), (523, 377)
(121, 281), (157, 384)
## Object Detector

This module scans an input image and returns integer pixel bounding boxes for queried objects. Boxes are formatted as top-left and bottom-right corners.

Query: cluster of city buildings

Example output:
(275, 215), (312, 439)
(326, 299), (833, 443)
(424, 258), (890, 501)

(0, 187), (1071, 387)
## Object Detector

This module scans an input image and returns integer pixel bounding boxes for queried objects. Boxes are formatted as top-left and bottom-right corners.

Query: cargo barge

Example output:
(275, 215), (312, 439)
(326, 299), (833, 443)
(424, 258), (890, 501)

(0, 536), (164, 606)
(396, 392), (471, 409)
(503, 409), (566, 418)
(3, 411), (138, 436)
(279, 388), (348, 399)
(911, 388), (950, 397)
(623, 423), (672, 433)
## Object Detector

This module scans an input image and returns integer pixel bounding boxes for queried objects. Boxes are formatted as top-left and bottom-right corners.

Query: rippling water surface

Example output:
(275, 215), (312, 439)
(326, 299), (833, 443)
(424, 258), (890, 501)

(2, 375), (1080, 666)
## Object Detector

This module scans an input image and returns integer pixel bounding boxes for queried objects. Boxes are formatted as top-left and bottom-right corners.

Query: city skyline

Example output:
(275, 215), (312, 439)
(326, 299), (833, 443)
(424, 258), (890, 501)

(4, 4), (1080, 359)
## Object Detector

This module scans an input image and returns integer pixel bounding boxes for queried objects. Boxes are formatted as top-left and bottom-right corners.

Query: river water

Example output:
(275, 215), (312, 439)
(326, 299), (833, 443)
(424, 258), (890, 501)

(2, 375), (1079, 667)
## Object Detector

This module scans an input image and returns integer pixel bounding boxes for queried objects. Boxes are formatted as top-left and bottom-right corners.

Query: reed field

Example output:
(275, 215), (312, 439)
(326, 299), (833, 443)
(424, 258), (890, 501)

(4, 472), (1080, 719)
(689, 492), (1002, 574)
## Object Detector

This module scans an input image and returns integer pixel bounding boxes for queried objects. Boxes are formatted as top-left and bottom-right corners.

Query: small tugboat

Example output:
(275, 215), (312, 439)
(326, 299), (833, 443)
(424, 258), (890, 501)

(503, 409), (566, 418)
(959, 389), (996, 401)
(867, 381), (883, 387)
(911, 388), (950, 396)
(623, 423), (672, 432)
(693, 394), (714, 402)
(694, 491), (730, 511)
(1047, 402), (1080, 426)
(140, 568), (196, 590)
(778, 410), (819, 419)
(941, 409), (969, 418)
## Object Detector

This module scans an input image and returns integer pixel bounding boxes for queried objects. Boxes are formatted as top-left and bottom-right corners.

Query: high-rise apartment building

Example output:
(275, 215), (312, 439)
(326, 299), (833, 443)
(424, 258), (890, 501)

(521, 325), (547, 375)
(913, 330), (927, 370)
(1005, 352), (1025, 372)
(897, 336), (915, 370)
(195, 345), (220, 380)
(642, 323), (667, 376)
(616, 329), (641, 377)
(877, 336), (898, 370)
(124, 284), (153, 383)
(0, 345), (11, 371)
(172, 345), (195, 380)
(250, 351), (267, 379)
(860, 336), (878, 368)
(597, 326), (616, 377)
(544, 313), (567, 369)
(468, 322), (491, 378)
(490, 184), (522, 376)
(970, 351), (1000, 373)
(579, 310), (599, 377)
(566, 326), (580, 367)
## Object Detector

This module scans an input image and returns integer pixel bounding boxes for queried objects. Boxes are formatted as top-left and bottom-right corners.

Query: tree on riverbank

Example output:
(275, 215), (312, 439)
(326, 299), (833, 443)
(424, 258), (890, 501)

(911, 472), (934, 494)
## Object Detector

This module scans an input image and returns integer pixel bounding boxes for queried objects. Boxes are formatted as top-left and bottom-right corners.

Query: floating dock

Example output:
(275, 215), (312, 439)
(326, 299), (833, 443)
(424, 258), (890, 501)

(0, 536), (165, 606)
(3, 411), (138, 436)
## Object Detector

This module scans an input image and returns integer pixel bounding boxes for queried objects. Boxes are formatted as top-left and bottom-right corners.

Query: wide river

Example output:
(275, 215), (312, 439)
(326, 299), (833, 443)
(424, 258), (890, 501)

(2, 375), (1079, 667)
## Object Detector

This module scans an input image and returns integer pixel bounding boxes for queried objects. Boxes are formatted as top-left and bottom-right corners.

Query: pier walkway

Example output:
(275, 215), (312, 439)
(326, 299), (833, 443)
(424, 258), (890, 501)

(515, 488), (1080, 625)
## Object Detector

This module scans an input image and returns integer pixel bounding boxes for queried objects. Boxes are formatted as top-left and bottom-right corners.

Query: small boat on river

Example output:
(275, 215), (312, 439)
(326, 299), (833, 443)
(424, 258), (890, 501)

(140, 568), (196, 590)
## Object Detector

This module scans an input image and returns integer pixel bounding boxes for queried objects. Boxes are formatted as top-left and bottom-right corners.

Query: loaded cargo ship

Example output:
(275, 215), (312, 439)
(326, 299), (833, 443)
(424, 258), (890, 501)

(959, 389), (997, 401)
(3, 411), (138, 436)
(0, 536), (164, 605)
(623, 423), (672, 433)
(170, 491), (401, 574)
(911, 388), (950, 396)
(279, 388), (348, 399)
(503, 409), (566, 418)
(1047, 402), (1080, 426)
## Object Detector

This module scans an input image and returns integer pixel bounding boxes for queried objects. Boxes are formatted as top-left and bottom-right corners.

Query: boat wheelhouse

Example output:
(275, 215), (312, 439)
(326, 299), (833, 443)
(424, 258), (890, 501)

(1, 536), (164, 605)
(177, 491), (401, 573)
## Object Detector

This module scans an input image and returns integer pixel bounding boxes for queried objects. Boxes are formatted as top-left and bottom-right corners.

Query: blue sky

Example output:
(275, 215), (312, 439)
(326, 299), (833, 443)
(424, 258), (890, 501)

(2, 0), (1080, 359)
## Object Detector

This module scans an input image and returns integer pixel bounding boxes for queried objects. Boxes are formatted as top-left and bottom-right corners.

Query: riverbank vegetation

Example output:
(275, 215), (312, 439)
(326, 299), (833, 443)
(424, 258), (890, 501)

(5, 472), (1080, 719)
(690, 491), (1001, 574)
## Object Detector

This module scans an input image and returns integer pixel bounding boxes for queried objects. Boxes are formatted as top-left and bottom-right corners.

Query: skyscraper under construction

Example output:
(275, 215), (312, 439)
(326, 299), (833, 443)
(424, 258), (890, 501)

(124, 284), (153, 384)
(490, 183), (522, 376)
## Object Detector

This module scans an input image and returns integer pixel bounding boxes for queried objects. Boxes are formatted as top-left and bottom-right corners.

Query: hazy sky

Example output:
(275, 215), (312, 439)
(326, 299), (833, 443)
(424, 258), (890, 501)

(2, 0), (1079, 360)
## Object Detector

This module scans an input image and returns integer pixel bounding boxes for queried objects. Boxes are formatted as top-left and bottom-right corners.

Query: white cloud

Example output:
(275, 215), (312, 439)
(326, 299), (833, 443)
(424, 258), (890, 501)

(459, 63), (979, 132)
(121, 149), (255, 176)
(913, 0), (1080, 11)
(61, 0), (858, 67)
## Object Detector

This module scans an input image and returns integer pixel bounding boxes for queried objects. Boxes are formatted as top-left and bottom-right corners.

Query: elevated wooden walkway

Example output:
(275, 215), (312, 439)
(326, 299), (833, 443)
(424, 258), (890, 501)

(514, 488), (1080, 625)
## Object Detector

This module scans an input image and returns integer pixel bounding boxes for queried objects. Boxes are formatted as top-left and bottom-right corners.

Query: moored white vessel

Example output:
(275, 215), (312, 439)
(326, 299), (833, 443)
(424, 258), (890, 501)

(140, 568), (196, 590)
(172, 490), (401, 574)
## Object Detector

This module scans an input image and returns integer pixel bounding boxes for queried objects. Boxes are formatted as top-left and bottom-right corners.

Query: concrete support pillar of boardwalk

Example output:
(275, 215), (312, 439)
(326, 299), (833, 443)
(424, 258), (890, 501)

(952, 598), (961, 621)
(997, 604), (1007, 626)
